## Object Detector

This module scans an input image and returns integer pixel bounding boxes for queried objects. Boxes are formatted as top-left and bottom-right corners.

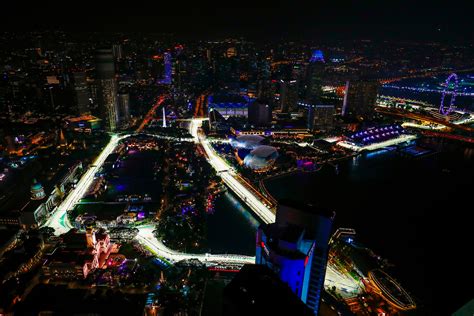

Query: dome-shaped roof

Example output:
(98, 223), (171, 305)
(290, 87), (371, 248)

(249, 145), (278, 158)
(31, 179), (43, 190)
(243, 145), (278, 170)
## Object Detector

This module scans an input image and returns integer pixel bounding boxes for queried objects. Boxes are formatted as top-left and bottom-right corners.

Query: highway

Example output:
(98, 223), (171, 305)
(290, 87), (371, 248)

(189, 118), (276, 224)
(137, 225), (255, 266)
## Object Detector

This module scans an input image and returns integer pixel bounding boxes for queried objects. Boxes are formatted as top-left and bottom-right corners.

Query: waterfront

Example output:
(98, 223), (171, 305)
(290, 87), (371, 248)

(206, 191), (259, 256)
(264, 138), (474, 315)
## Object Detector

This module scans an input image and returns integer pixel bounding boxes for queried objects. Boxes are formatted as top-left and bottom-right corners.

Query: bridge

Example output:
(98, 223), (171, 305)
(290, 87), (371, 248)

(375, 107), (474, 133)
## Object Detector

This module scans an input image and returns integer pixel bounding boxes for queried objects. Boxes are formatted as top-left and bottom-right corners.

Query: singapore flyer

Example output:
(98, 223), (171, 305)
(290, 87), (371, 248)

(439, 73), (459, 115)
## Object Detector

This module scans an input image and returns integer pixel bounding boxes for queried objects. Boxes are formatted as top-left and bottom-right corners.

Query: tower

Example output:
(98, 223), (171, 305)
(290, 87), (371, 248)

(72, 72), (90, 115)
(118, 91), (130, 123)
(342, 80), (379, 119)
(279, 80), (298, 113)
(305, 51), (325, 104)
(248, 100), (272, 127)
(162, 106), (167, 128)
(256, 199), (334, 315)
(95, 49), (118, 132)
(59, 129), (67, 147)
(158, 52), (172, 85)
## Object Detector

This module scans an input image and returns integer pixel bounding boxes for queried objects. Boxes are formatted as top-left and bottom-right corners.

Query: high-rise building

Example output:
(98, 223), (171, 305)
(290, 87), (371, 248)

(117, 91), (130, 123)
(95, 49), (118, 131)
(305, 51), (325, 104)
(248, 100), (272, 127)
(72, 72), (90, 115)
(342, 80), (379, 119)
(223, 264), (313, 316)
(157, 52), (172, 85)
(256, 199), (334, 315)
(279, 80), (298, 113)
(112, 44), (123, 61)
(311, 105), (335, 131)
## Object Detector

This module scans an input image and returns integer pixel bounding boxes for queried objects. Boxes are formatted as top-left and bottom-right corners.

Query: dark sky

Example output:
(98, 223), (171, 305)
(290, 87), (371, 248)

(3, 1), (474, 41)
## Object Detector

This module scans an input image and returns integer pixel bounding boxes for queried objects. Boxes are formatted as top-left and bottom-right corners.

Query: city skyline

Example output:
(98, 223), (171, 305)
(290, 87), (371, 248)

(0, 7), (473, 316)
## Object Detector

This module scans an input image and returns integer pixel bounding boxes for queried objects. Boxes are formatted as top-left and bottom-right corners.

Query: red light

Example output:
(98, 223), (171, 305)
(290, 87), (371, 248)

(304, 256), (309, 267)
(260, 242), (265, 248)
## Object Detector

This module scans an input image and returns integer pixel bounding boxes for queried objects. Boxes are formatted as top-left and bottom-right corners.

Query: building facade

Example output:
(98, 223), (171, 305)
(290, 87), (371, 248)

(72, 72), (90, 115)
(279, 80), (298, 113)
(248, 100), (272, 126)
(342, 80), (379, 119)
(95, 49), (118, 131)
(256, 199), (334, 315)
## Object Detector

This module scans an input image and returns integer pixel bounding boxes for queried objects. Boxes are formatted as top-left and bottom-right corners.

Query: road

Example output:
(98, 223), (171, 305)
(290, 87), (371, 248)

(324, 264), (364, 298)
(189, 118), (276, 224)
(136, 95), (167, 132)
(136, 225), (255, 266)
(43, 133), (127, 235)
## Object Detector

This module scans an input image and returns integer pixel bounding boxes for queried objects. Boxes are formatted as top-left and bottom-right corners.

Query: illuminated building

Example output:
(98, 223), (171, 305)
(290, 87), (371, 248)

(208, 94), (251, 118)
(30, 179), (46, 200)
(342, 80), (379, 119)
(256, 199), (334, 315)
(42, 229), (112, 279)
(312, 105), (335, 131)
(157, 52), (172, 85)
(112, 44), (123, 61)
(338, 124), (417, 152)
(72, 72), (90, 115)
(279, 80), (298, 113)
(230, 135), (266, 150)
(305, 51), (325, 104)
(226, 47), (237, 58)
(223, 264), (313, 315)
(243, 145), (278, 171)
(248, 100), (272, 126)
(309, 50), (324, 63)
(118, 91), (130, 122)
(95, 49), (118, 131)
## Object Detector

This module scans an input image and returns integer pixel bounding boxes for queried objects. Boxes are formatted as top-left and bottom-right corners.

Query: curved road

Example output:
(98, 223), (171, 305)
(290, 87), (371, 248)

(189, 118), (276, 224)
(137, 225), (255, 266)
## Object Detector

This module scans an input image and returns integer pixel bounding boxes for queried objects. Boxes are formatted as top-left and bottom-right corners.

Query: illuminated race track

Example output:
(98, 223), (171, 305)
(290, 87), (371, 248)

(137, 225), (255, 266)
(189, 118), (275, 224)
(324, 265), (364, 299)
(43, 134), (129, 235)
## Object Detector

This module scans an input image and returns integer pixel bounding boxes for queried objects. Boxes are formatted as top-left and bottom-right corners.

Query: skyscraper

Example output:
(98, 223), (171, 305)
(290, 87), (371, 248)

(342, 80), (379, 119)
(313, 105), (335, 131)
(117, 91), (130, 123)
(248, 100), (272, 127)
(279, 80), (298, 113)
(112, 44), (123, 61)
(95, 49), (118, 131)
(72, 72), (90, 115)
(157, 52), (172, 85)
(305, 51), (325, 104)
(256, 199), (334, 315)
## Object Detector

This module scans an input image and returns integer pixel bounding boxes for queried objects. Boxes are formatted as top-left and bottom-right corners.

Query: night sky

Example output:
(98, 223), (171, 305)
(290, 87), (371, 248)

(3, 1), (474, 41)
